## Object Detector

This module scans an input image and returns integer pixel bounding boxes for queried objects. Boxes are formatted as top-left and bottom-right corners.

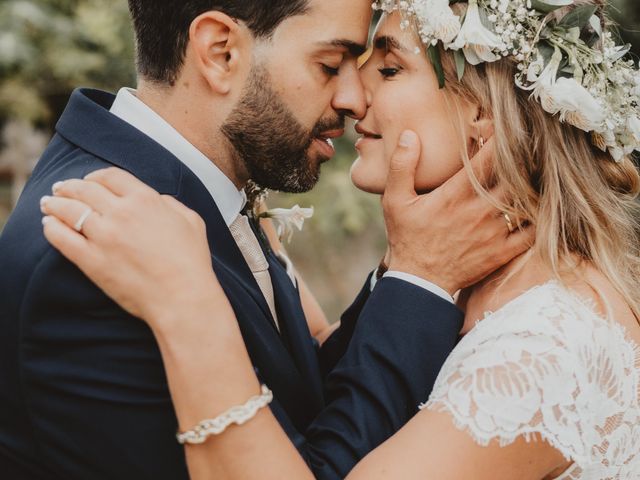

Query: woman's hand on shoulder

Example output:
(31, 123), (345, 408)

(40, 167), (221, 330)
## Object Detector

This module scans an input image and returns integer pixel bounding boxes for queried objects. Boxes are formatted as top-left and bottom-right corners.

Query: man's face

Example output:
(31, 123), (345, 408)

(221, 0), (371, 193)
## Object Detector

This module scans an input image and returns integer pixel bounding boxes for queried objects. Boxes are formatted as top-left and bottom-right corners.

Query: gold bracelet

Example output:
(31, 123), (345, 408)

(176, 385), (273, 445)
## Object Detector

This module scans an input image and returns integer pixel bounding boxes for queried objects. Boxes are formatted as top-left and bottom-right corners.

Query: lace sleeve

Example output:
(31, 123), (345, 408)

(422, 285), (640, 472)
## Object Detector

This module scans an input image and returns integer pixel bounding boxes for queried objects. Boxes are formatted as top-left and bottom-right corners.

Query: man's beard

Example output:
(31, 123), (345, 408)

(221, 65), (344, 193)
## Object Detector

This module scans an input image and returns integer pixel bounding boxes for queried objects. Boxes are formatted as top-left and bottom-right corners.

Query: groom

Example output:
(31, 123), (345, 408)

(0, 1), (530, 479)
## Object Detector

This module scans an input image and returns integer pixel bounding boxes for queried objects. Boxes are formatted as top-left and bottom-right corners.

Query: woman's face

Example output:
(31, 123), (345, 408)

(352, 12), (478, 194)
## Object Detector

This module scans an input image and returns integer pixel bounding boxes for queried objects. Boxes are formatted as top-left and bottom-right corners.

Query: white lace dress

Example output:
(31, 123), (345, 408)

(423, 281), (640, 479)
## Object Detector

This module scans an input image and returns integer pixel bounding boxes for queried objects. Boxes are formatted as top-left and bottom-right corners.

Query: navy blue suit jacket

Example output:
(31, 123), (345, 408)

(0, 89), (464, 480)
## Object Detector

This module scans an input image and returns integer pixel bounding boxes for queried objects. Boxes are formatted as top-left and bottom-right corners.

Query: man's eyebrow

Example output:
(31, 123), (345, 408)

(316, 39), (368, 57)
(373, 35), (406, 52)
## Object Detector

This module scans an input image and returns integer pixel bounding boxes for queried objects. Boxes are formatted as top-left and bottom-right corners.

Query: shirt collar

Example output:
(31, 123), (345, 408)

(109, 88), (246, 226)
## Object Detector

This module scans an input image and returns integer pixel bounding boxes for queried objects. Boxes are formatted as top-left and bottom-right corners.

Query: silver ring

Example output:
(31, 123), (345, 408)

(503, 213), (516, 234)
(74, 207), (93, 233)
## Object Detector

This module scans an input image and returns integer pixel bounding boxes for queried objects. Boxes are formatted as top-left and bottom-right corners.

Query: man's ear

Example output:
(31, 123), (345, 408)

(188, 11), (248, 95)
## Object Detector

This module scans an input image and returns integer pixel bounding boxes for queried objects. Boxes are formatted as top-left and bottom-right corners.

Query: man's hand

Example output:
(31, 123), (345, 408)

(382, 130), (534, 296)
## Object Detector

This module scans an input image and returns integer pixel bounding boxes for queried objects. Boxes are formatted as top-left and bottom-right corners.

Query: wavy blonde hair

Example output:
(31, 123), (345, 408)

(435, 0), (640, 320)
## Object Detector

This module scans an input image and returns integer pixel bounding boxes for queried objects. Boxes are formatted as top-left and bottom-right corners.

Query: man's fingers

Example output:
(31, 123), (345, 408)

(468, 136), (496, 186)
(84, 167), (156, 197)
(383, 130), (421, 203)
(40, 196), (102, 239)
(42, 215), (102, 272)
(502, 224), (535, 260)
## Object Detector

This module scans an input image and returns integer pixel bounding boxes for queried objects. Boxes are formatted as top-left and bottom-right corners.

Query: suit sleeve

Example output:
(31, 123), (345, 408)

(303, 277), (464, 479)
(20, 247), (190, 480)
(317, 273), (373, 377)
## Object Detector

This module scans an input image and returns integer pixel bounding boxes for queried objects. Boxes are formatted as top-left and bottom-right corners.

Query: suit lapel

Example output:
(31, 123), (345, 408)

(247, 218), (324, 417)
(268, 253), (324, 415)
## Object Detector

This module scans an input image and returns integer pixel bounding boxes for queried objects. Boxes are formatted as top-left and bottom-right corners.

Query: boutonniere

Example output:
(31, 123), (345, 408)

(259, 205), (314, 243)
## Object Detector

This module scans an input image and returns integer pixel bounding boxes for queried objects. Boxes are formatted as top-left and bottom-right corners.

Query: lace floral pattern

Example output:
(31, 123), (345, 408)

(423, 282), (640, 479)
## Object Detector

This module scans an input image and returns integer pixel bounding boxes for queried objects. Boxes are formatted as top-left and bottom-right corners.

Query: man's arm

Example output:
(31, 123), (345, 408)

(317, 272), (372, 376)
(301, 277), (464, 479)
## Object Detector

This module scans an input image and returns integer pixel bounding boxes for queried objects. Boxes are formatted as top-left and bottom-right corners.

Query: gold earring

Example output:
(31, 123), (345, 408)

(478, 136), (485, 149)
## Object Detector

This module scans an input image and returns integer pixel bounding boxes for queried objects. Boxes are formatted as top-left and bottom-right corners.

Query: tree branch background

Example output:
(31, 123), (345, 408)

(1, 0), (638, 321)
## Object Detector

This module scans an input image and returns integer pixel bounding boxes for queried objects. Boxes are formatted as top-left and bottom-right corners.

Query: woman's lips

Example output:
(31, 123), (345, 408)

(354, 125), (382, 151)
(354, 123), (382, 139)
(354, 123), (382, 150)
(354, 136), (382, 150)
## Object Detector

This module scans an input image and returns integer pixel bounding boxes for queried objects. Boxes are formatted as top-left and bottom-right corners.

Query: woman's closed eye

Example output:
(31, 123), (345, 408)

(378, 65), (401, 79)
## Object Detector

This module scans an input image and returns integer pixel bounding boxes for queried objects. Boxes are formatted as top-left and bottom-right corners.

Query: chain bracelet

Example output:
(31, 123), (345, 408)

(176, 385), (273, 445)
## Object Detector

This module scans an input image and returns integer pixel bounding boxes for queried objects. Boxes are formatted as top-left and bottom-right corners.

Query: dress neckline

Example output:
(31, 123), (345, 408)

(477, 280), (640, 353)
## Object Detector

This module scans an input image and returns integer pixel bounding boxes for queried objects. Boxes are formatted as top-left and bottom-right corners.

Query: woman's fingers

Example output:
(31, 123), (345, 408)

(40, 195), (102, 238)
(161, 195), (206, 227)
(51, 177), (117, 214)
(500, 223), (535, 261)
(84, 167), (157, 197)
(42, 215), (102, 272)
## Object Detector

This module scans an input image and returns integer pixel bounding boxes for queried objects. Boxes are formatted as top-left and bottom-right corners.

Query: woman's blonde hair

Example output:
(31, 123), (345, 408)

(437, 0), (640, 320)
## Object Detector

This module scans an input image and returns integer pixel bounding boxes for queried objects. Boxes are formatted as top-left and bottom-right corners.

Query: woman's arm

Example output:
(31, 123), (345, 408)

(347, 409), (570, 480)
(151, 291), (315, 480)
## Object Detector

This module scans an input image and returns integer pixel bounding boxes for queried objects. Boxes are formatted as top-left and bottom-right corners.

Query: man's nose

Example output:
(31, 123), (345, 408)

(331, 66), (367, 120)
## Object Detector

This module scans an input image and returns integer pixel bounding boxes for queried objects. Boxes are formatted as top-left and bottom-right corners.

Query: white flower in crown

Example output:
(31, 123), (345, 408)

(261, 205), (314, 243)
(497, 0), (510, 14)
(530, 51), (563, 115)
(633, 75), (640, 98)
(525, 54), (546, 83)
(451, 0), (502, 65)
(413, 0), (461, 45)
(550, 78), (606, 133)
(628, 115), (640, 143)
(531, 50), (605, 134)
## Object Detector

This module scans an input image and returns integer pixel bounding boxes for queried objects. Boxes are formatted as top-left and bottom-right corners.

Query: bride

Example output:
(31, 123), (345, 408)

(40, 0), (640, 478)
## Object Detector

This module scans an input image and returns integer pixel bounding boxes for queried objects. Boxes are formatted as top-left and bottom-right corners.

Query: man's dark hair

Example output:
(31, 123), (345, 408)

(128, 1), (310, 85)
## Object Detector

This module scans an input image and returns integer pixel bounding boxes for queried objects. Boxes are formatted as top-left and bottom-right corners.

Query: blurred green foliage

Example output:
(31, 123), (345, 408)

(0, 0), (134, 128)
(0, 0), (639, 318)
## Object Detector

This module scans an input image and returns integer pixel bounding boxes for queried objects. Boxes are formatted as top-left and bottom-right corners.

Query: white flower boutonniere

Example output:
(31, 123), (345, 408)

(260, 205), (314, 243)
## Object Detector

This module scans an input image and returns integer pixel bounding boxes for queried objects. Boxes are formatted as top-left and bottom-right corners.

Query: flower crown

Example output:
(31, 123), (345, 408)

(372, 0), (640, 162)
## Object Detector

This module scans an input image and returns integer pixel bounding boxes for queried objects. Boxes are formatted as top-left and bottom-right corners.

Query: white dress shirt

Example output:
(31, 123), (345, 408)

(370, 270), (454, 304)
(109, 87), (453, 304)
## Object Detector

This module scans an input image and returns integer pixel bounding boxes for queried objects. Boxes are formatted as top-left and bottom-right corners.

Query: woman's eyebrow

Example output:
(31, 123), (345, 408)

(373, 35), (407, 52)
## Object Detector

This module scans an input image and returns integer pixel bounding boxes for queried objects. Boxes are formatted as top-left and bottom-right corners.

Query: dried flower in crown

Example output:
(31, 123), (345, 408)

(371, 0), (640, 162)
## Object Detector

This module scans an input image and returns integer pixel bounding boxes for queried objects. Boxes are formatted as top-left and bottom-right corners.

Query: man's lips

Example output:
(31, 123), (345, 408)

(316, 129), (345, 141)
(311, 129), (344, 160)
